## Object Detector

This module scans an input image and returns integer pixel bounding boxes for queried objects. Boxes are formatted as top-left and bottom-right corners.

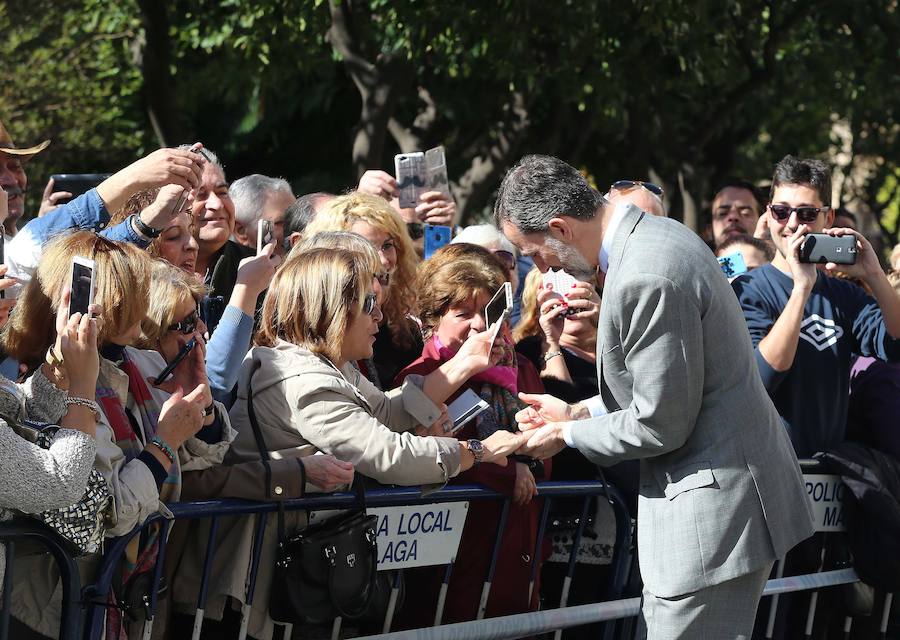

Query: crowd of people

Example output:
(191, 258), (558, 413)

(0, 116), (899, 640)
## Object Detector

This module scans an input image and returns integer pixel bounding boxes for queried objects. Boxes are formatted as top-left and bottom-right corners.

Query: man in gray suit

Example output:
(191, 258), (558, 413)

(495, 155), (814, 639)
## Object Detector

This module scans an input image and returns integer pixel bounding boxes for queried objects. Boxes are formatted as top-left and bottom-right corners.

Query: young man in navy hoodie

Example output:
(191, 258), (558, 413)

(732, 155), (900, 459)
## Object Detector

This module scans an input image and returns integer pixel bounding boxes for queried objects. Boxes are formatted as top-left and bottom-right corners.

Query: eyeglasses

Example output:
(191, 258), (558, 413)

(493, 250), (516, 271)
(610, 180), (664, 197)
(768, 204), (829, 224)
(363, 293), (378, 316)
(167, 306), (201, 334)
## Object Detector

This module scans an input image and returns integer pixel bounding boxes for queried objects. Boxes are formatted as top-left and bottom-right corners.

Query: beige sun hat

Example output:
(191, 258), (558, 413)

(0, 119), (50, 160)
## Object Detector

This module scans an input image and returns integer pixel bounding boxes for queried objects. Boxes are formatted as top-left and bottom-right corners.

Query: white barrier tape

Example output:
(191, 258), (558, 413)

(356, 569), (860, 640)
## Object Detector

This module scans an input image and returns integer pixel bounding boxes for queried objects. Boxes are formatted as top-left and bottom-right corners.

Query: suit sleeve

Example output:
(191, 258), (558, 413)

(570, 274), (704, 465)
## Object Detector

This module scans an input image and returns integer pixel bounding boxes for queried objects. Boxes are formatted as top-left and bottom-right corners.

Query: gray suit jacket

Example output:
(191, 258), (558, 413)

(570, 205), (814, 597)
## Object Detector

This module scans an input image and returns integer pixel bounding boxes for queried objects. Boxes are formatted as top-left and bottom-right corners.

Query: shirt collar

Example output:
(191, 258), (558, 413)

(598, 201), (630, 273)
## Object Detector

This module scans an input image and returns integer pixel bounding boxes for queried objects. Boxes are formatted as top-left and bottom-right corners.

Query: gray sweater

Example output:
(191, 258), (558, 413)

(0, 370), (96, 585)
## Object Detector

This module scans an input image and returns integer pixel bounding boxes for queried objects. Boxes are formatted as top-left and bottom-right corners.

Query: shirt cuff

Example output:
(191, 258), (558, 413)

(581, 395), (608, 418)
(562, 422), (576, 448)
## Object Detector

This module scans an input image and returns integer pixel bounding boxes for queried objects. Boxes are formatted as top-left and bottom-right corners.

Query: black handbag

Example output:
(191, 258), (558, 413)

(245, 362), (382, 625)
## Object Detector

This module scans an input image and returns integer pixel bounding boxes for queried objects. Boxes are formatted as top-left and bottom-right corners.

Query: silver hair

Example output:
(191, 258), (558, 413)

(230, 174), (294, 228)
(494, 154), (605, 233)
(450, 224), (517, 256)
(177, 144), (225, 178)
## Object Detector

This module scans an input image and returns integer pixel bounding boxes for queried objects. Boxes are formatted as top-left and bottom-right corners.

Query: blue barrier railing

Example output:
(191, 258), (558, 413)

(82, 480), (632, 640)
(0, 520), (83, 640)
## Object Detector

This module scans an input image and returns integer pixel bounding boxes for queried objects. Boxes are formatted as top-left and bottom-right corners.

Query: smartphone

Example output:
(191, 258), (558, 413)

(799, 233), (857, 265)
(423, 224), (452, 259)
(257, 219), (274, 254)
(154, 337), (197, 385)
(49, 174), (111, 205)
(170, 142), (206, 217)
(447, 389), (491, 435)
(69, 257), (95, 317)
(717, 252), (748, 279)
(484, 281), (513, 329)
(395, 152), (425, 209)
(424, 146), (450, 197)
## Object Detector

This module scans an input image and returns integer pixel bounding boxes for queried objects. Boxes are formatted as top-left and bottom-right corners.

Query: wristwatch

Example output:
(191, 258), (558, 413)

(467, 439), (484, 466)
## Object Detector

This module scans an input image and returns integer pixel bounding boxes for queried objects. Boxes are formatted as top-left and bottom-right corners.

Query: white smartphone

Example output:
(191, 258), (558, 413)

(395, 152), (426, 209)
(448, 389), (491, 435)
(257, 219), (274, 254)
(69, 256), (95, 318)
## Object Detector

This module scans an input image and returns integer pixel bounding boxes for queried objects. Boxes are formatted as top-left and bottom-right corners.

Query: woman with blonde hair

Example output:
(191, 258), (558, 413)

(302, 192), (421, 387)
(2, 231), (231, 639)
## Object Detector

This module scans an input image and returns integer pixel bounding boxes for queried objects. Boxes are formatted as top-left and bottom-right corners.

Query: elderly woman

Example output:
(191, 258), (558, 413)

(302, 192), (422, 388)
(2, 231), (232, 638)
(395, 242), (550, 626)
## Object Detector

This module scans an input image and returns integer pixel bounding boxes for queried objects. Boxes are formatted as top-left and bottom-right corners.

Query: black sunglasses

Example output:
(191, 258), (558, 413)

(610, 180), (664, 197)
(363, 292), (378, 316)
(168, 306), (201, 334)
(768, 204), (829, 224)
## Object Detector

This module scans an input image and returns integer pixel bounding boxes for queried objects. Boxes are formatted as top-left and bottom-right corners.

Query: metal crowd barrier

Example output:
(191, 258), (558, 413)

(81, 480), (632, 640)
(0, 520), (83, 640)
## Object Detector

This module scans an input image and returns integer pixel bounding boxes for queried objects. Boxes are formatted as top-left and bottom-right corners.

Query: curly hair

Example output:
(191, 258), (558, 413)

(303, 192), (420, 349)
(512, 266), (544, 343)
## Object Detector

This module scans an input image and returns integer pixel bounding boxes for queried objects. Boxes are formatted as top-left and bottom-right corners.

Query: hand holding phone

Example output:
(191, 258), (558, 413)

(423, 224), (452, 259)
(69, 257), (96, 318)
(154, 338), (197, 385)
(799, 233), (857, 265)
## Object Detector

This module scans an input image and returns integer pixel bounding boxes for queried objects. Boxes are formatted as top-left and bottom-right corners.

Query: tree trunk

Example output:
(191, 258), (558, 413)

(135, 0), (181, 147)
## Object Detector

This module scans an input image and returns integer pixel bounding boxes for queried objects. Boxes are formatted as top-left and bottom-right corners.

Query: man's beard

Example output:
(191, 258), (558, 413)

(543, 236), (596, 281)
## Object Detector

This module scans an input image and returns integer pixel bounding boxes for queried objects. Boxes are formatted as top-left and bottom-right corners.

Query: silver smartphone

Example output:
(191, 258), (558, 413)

(69, 256), (95, 317)
(395, 152), (426, 209)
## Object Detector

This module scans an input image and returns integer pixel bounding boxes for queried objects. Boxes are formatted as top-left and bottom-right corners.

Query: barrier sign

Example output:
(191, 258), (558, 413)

(368, 502), (469, 570)
(804, 474), (846, 532)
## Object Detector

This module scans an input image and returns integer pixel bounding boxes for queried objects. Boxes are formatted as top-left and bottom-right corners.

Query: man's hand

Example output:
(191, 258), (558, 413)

(515, 392), (579, 430)
(357, 170), (399, 202)
(303, 455), (355, 492)
(821, 227), (881, 283)
(37, 178), (73, 217)
(753, 210), (770, 241)
(512, 462), (538, 505)
(415, 191), (456, 226)
(517, 424), (567, 460)
(784, 224), (818, 295)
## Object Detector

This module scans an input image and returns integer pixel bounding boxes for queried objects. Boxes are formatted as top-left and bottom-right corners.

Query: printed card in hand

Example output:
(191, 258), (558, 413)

(542, 269), (578, 316)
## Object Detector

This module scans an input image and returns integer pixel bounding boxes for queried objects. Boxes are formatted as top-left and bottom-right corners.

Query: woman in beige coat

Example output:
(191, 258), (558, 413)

(173, 240), (526, 639)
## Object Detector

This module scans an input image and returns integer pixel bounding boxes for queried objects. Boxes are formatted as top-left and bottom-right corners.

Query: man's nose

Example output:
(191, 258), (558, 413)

(207, 192), (223, 210)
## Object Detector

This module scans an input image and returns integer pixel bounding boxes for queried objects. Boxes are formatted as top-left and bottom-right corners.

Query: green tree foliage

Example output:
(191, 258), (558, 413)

(2, 0), (898, 247)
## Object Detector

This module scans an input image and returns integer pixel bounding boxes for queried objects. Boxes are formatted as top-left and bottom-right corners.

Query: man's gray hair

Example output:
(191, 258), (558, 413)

(177, 144), (225, 179)
(494, 155), (605, 233)
(230, 174), (294, 228)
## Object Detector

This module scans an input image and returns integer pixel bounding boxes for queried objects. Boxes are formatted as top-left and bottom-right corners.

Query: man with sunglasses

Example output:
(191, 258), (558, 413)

(606, 179), (667, 217)
(732, 155), (900, 460)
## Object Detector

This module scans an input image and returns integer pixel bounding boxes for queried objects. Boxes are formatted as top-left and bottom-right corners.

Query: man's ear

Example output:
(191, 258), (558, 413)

(547, 217), (574, 242)
(825, 207), (835, 228)
(233, 220), (251, 245)
(288, 231), (302, 247)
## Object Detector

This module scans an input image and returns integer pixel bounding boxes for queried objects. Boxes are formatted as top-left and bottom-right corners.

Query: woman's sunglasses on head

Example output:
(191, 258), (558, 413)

(610, 180), (664, 197)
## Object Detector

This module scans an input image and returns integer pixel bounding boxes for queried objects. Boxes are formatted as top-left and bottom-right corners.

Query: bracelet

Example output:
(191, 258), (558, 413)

(131, 215), (162, 239)
(149, 435), (177, 466)
(543, 350), (563, 362)
(64, 395), (100, 420)
(203, 402), (215, 417)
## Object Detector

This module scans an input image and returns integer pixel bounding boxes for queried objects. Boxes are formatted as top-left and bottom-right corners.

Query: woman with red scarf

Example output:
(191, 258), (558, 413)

(395, 242), (550, 626)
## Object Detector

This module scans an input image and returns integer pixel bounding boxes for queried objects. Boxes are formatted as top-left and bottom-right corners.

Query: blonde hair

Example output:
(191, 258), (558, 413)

(303, 192), (419, 349)
(2, 232), (151, 368)
(415, 243), (506, 337)
(287, 231), (380, 267)
(512, 267), (544, 342)
(257, 247), (379, 362)
(137, 260), (207, 348)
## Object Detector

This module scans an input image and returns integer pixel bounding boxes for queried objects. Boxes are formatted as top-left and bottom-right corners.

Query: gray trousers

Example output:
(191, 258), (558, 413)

(639, 562), (774, 640)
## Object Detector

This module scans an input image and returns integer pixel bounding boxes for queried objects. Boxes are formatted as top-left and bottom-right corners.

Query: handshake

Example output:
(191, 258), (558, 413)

(488, 392), (583, 461)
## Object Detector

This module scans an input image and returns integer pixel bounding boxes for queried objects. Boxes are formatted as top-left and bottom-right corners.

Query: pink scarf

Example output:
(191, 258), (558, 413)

(432, 329), (518, 395)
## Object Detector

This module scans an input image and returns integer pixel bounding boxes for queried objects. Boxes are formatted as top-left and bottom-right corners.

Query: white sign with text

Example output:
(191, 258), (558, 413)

(804, 474), (846, 532)
(368, 502), (469, 570)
